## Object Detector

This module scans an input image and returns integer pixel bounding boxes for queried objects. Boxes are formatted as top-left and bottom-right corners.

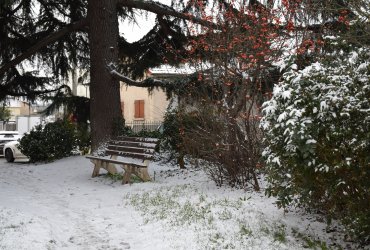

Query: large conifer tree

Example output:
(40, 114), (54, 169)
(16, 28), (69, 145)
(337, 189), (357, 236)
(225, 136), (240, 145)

(0, 0), (207, 149)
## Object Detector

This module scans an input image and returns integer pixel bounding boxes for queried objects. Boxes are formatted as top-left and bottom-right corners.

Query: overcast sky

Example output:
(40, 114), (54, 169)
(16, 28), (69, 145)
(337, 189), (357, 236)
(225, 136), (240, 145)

(119, 0), (172, 42)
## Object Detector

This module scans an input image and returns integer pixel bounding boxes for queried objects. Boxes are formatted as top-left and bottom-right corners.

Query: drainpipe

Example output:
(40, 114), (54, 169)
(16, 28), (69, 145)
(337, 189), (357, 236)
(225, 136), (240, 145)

(28, 101), (31, 132)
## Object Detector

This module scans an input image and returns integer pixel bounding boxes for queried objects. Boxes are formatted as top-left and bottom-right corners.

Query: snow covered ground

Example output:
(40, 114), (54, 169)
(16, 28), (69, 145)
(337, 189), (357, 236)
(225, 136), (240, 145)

(0, 156), (361, 250)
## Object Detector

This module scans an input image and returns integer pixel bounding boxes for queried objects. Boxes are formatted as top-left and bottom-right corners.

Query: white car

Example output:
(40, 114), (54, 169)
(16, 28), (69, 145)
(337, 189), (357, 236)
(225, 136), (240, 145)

(3, 140), (28, 162)
(0, 131), (21, 157)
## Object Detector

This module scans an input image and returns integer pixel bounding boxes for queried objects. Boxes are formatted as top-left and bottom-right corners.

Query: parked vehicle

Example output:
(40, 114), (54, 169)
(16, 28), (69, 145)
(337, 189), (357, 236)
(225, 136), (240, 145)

(3, 141), (28, 162)
(0, 131), (21, 157)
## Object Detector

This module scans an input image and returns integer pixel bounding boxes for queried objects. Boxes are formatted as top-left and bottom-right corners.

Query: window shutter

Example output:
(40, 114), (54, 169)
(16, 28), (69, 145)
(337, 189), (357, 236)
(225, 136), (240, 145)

(134, 100), (139, 118)
(139, 100), (144, 118)
(134, 100), (144, 118)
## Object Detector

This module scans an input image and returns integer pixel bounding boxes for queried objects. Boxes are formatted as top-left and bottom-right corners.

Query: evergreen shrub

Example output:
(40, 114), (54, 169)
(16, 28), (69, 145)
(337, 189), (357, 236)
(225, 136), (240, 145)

(19, 119), (78, 162)
(261, 42), (370, 243)
(75, 123), (91, 154)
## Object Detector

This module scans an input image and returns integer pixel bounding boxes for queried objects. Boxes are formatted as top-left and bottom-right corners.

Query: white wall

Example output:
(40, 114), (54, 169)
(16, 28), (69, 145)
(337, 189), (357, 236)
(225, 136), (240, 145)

(17, 116), (42, 135)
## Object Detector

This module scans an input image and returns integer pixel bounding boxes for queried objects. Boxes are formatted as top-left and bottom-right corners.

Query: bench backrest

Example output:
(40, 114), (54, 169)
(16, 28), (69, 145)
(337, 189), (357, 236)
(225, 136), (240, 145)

(105, 136), (159, 161)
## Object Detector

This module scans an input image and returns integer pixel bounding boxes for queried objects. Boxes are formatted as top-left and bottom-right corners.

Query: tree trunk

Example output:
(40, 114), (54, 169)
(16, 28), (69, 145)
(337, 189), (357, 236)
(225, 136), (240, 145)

(87, 0), (122, 150)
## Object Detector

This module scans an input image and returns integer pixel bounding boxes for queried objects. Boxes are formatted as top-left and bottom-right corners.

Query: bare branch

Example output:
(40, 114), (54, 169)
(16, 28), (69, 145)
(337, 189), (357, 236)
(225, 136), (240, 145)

(107, 63), (173, 88)
(117, 0), (217, 28)
(0, 19), (88, 77)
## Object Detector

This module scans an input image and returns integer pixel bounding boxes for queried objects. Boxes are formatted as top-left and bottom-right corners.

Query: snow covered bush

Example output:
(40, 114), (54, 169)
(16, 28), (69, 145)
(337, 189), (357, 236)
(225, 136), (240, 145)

(261, 42), (370, 242)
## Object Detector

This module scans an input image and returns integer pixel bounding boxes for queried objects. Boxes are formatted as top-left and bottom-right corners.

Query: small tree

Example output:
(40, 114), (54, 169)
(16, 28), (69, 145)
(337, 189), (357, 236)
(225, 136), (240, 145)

(0, 106), (11, 121)
(166, 0), (290, 189)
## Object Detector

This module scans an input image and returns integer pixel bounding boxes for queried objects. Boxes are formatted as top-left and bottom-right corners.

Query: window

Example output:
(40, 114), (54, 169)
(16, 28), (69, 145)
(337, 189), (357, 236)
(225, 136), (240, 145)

(134, 100), (144, 119)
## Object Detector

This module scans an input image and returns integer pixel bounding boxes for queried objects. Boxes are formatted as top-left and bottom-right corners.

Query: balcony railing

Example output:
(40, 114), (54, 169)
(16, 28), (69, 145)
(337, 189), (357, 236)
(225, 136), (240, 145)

(0, 122), (16, 131)
(125, 120), (162, 133)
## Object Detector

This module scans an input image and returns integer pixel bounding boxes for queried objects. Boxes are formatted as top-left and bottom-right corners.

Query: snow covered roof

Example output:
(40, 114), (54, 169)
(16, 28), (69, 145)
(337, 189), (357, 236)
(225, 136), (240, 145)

(4, 99), (28, 108)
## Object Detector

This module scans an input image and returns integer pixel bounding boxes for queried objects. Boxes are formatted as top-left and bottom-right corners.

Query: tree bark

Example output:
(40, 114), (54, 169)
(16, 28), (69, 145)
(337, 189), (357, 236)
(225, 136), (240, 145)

(88, 0), (122, 150)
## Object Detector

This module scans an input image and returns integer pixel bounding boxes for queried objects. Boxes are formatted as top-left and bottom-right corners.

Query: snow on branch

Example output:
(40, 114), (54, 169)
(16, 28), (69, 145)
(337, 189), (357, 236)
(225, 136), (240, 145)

(107, 63), (173, 88)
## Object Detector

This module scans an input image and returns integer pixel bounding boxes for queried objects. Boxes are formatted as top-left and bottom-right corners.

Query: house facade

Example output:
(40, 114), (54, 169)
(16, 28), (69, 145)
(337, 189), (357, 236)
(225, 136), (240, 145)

(6, 99), (33, 122)
(120, 85), (169, 123)
(63, 67), (175, 125)
(120, 65), (190, 127)
(0, 99), (45, 132)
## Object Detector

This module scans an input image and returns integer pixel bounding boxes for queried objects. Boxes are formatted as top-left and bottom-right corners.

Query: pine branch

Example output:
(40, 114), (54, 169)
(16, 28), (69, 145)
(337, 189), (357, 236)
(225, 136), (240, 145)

(1, 85), (70, 98)
(117, 0), (217, 28)
(0, 19), (88, 77)
(117, 0), (350, 35)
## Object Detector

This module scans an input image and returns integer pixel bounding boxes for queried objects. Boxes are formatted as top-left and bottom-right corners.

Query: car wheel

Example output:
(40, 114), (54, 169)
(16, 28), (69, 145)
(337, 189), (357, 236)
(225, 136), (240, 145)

(5, 148), (14, 163)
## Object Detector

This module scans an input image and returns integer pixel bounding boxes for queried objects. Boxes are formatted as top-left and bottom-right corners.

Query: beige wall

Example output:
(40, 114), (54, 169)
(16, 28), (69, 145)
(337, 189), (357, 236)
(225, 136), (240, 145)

(120, 84), (169, 122)
(7, 102), (33, 121)
(8, 107), (21, 121)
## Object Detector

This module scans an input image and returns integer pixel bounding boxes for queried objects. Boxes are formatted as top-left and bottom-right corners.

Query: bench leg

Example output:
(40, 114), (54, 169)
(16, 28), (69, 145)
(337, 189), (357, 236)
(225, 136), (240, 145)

(91, 160), (118, 177)
(106, 155), (118, 174)
(122, 165), (132, 184)
(103, 161), (118, 175)
(138, 160), (151, 181)
(91, 160), (101, 177)
(136, 168), (151, 182)
(121, 160), (151, 184)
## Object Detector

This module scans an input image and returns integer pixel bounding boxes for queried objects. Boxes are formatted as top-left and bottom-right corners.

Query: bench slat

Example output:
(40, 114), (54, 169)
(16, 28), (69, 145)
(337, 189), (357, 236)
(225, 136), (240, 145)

(110, 140), (157, 149)
(116, 136), (159, 143)
(105, 149), (153, 160)
(86, 155), (147, 168)
(107, 145), (154, 154)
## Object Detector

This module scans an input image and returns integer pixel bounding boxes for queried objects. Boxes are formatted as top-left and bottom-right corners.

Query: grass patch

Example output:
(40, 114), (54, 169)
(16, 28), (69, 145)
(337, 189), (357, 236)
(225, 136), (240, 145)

(105, 173), (123, 182)
(217, 209), (233, 220)
(273, 224), (287, 243)
(291, 227), (332, 250)
(260, 225), (271, 235)
(4, 224), (20, 229)
(105, 172), (144, 183)
(126, 185), (213, 226)
(124, 185), (324, 249)
(240, 225), (253, 237)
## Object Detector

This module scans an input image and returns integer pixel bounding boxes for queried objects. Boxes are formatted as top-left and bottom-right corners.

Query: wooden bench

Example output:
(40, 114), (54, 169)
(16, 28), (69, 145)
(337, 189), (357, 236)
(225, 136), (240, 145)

(86, 136), (158, 184)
